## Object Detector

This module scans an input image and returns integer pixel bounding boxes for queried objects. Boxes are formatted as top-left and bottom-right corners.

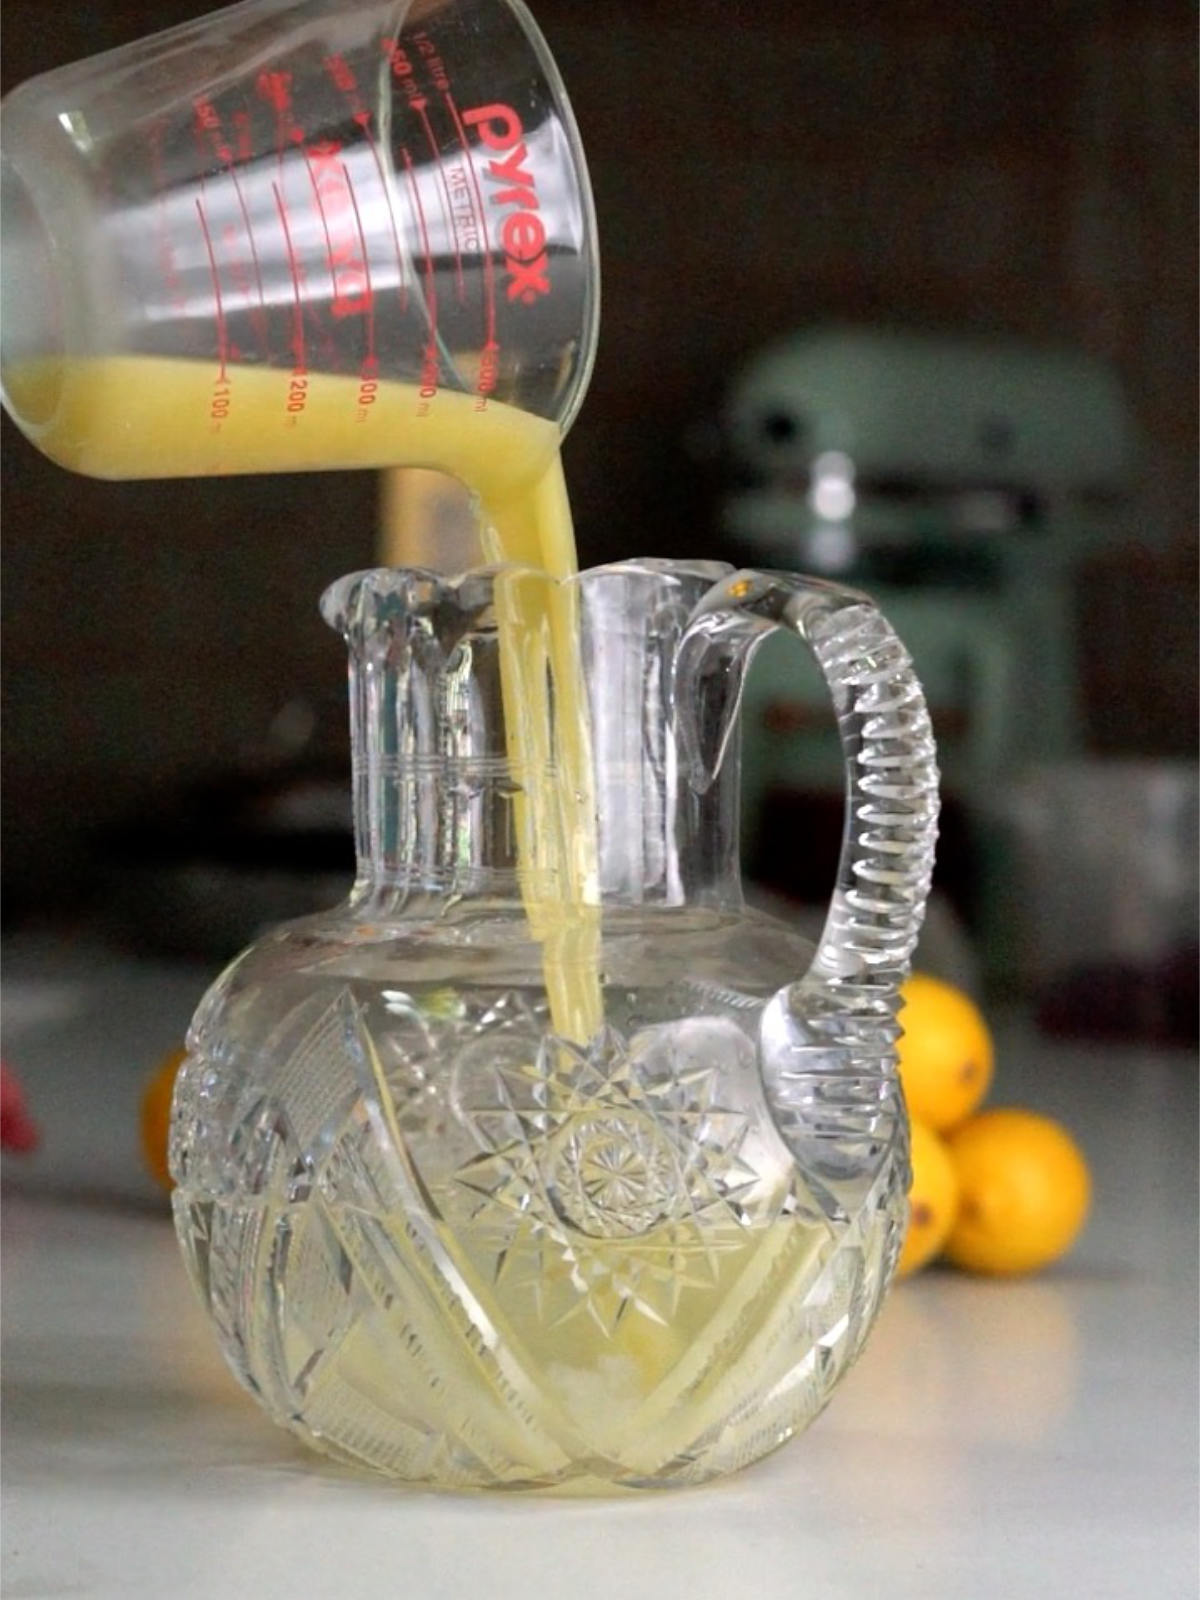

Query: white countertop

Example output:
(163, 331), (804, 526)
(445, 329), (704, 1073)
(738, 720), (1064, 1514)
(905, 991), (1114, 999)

(3, 942), (1197, 1600)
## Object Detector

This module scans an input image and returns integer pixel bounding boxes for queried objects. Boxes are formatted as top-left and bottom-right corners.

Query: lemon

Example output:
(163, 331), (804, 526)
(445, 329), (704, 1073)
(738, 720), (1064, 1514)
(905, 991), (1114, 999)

(140, 1045), (187, 1192)
(897, 973), (993, 1132)
(897, 1117), (960, 1278)
(944, 1109), (1091, 1276)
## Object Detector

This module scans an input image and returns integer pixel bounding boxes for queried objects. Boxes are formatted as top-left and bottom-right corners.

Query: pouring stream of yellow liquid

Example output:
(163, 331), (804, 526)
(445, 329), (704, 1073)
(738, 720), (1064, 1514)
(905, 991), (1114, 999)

(6, 355), (603, 1039)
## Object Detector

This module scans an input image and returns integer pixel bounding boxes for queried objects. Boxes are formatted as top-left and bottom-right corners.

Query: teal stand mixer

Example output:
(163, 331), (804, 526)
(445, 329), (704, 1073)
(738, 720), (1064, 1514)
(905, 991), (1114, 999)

(720, 326), (1140, 984)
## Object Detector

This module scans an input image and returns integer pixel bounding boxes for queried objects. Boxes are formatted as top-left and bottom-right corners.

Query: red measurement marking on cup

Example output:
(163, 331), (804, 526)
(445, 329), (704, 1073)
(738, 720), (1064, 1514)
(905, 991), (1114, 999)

(343, 164), (381, 417)
(195, 198), (230, 396)
(318, 42), (409, 316)
(444, 93), (499, 405)
(192, 94), (271, 359)
(232, 109), (254, 164)
(382, 36), (465, 306)
(400, 146), (440, 410)
(256, 68), (303, 158)
(366, 136), (411, 317)
(413, 31), (449, 86)
(404, 31), (467, 305)
(412, 100), (466, 305)
(273, 183), (308, 420)
(256, 71), (339, 373)
(189, 105), (212, 197)
(303, 141), (373, 321)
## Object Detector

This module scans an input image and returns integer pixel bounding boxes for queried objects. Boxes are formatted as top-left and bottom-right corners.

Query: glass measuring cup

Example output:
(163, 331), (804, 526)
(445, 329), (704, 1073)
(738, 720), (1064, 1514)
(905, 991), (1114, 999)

(0, 0), (598, 488)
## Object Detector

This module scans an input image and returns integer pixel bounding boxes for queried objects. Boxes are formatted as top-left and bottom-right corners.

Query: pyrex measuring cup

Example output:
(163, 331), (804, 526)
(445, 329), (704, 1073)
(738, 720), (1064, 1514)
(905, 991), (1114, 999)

(0, 0), (598, 488)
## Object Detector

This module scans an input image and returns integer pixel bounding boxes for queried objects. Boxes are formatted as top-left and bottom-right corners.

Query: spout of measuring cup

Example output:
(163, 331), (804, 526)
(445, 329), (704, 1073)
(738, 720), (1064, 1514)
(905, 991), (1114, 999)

(0, 150), (68, 437)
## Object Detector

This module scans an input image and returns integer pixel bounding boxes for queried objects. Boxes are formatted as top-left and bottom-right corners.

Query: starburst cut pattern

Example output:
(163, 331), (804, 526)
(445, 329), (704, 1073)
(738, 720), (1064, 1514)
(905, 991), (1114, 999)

(446, 1020), (774, 1335)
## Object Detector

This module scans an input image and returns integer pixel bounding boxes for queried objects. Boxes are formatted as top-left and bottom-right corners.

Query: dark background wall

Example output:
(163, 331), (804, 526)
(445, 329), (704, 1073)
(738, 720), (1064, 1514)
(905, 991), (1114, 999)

(3, 0), (1196, 916)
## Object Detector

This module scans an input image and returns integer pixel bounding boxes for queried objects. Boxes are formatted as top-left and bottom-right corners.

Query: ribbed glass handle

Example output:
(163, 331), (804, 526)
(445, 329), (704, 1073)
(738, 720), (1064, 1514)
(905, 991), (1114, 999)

(678, 569), (940, 1217)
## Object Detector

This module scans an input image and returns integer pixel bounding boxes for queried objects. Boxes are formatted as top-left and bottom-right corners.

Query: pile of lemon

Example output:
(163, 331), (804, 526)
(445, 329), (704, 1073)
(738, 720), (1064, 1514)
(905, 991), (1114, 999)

(895, 974), (1091, 1278)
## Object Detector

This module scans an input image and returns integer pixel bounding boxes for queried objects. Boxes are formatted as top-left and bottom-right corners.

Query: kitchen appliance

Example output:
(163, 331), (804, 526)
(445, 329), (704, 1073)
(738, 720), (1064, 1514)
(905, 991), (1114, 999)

(721, 326), (1139, 957)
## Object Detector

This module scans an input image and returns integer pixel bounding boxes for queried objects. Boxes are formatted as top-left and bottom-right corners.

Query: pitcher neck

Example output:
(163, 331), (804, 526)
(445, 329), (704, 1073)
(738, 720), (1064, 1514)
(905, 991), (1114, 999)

(325, 564), (747, 915)
(346, 648), (516, 902)
(345, 657), (744, 913)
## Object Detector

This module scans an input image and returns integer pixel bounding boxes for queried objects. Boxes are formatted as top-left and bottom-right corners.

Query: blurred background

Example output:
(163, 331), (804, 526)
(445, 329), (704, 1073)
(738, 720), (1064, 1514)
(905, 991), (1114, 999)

(3, 0), (1197, 1039)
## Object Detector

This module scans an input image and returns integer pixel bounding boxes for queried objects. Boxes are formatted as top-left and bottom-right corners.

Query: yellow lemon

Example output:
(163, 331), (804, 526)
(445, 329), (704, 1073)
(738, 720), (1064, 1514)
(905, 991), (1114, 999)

(944, 1109), (1091, 1276)
(140, 1045), (187, 1192)
(896, 1117), (960, 1278)
(897, 973), (994, 1132)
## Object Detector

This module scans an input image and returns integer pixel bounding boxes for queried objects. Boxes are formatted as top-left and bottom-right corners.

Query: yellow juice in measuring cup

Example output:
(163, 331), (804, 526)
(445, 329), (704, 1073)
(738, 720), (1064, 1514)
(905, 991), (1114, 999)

(4, 356), (558, 516)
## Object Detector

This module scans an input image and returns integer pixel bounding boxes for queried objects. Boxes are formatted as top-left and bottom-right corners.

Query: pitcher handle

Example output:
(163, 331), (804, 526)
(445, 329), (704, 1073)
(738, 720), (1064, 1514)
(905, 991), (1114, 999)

(679, 569), (940, 1213)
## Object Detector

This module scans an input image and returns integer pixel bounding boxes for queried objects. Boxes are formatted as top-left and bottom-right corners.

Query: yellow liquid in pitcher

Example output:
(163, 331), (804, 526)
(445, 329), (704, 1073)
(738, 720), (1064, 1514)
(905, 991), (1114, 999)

(253, 1190), (835, 1487)
(8, 354), (602, 1040)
